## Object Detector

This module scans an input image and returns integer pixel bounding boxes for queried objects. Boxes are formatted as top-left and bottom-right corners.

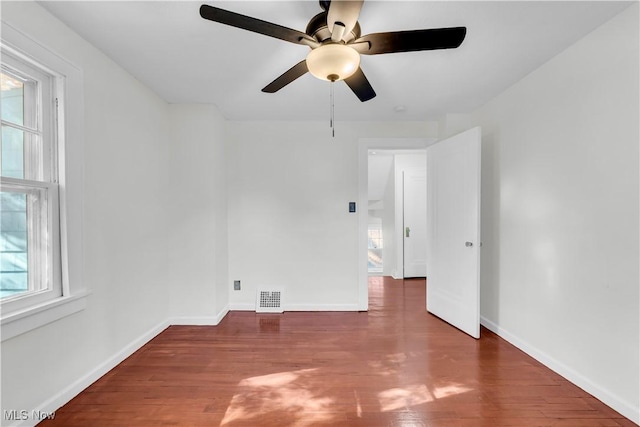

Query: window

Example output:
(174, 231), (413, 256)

(1, 48), (62, 312)
(368, 219), (383, 274)
(1, 24), (86, 341)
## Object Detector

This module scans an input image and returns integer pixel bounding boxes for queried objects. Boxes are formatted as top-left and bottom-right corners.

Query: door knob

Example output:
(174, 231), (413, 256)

(405, 227), (411, 238)
(465, 241), (473, 247)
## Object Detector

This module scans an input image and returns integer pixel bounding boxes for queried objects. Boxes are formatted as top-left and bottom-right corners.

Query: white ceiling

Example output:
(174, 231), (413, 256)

(40, 1), (630, 121)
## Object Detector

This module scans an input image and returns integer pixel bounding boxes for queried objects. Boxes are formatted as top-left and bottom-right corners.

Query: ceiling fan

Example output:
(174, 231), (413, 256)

(199, 1), (466, 102)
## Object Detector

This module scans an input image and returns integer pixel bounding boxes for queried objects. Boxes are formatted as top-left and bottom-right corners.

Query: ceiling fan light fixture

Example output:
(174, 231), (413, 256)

(306, 44), (360, 82)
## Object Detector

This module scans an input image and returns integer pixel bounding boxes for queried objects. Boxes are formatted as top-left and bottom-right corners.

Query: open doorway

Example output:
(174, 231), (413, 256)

(357, 138), (436, 310)
(367, 149), (427, 278)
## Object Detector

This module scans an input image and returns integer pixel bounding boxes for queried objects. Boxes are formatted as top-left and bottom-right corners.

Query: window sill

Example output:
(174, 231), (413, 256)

(1, 290), (90, 342)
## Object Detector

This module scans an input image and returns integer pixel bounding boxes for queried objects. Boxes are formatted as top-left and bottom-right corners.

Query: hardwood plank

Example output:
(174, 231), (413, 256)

(38, 277), (635, 426)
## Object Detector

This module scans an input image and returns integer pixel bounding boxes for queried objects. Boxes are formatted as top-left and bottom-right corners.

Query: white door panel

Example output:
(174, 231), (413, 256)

(403, 168), (427, 277)
(426, 127), (481, 339)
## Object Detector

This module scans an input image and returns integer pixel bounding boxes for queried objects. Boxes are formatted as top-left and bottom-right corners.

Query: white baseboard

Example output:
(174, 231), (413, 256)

(214, 305), (229, 324)
(229, 303), (360, 312)
(228, 303), (255, 311)
(170, 316), (218, 325)
(480, 316), (640, 425)
(170, 305), (229, 326)
(19, 319), (170, 427)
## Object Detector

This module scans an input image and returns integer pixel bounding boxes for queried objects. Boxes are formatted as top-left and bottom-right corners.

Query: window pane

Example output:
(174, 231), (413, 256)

(1, 126), (41, 180)
(368, 223), (383, 273)
(1, 70), (37, 129)
(0, 191), (29, 300)
(1, 72), (24, 126)
(1, 125), (24, 178)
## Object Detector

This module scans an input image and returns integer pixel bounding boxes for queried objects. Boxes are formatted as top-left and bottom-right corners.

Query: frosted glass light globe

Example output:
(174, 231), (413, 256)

(306, 44), (360, 82)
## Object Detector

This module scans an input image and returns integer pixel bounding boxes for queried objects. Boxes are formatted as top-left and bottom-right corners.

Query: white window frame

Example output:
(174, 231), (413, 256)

(2, 50), (61, 312)
(1, 23), (87, 342)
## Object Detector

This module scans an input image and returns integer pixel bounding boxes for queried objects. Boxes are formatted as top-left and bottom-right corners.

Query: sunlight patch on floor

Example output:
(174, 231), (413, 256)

(378, 384), (433, 411)
(378, 382), (472, 412)
(432, 383), (472, 399)
(220, 368), (336, 426)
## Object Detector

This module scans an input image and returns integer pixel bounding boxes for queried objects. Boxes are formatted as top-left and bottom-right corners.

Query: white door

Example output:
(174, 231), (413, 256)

(426, 127), (481, 339)
(403, 168), (427, 277)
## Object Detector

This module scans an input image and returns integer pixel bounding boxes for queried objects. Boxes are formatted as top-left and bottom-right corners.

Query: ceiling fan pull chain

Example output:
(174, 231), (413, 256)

(330, 80), (335, 137)
(330, 81), (334, 129)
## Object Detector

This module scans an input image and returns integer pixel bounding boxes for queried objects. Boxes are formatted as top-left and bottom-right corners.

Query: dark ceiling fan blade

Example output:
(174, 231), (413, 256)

(262, 60), (309, 93)
(344, 67), (376, 102)
(327, 0), (364, 41)
(355, 27), (467, 55)
(199, 4), (316, 46)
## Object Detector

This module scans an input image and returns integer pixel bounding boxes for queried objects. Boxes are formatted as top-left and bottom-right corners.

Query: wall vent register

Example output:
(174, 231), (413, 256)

(256, 290), (284, 313)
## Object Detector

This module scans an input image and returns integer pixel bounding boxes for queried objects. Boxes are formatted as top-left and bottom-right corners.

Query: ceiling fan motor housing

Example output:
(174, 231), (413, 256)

(306, 12), (361, 43)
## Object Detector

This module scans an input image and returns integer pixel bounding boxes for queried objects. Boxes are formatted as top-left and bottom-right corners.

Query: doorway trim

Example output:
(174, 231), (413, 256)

(357, 137), (437, 310)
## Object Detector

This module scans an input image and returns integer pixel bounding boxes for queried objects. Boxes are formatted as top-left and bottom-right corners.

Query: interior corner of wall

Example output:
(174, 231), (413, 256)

(435, 115), (448, 139)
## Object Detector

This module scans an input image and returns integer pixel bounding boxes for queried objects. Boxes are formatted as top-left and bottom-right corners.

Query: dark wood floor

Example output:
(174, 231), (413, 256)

(40, 277), (635, 426)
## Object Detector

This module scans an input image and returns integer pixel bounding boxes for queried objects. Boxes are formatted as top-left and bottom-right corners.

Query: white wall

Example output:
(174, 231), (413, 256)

(1, 4), (230, 423)
(1, 1), (172, 418)
(471, 4), (639, 421)
(226, 121), (435, 310)
(167, 104), (229, 323)
(381, 162), (396, 277)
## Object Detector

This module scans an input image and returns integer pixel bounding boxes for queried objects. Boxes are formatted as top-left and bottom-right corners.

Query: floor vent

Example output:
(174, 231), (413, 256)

(256, 289), (284, 313)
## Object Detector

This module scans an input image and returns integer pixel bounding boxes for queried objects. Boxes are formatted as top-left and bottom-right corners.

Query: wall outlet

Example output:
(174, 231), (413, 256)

(233, 280), (241, 291)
